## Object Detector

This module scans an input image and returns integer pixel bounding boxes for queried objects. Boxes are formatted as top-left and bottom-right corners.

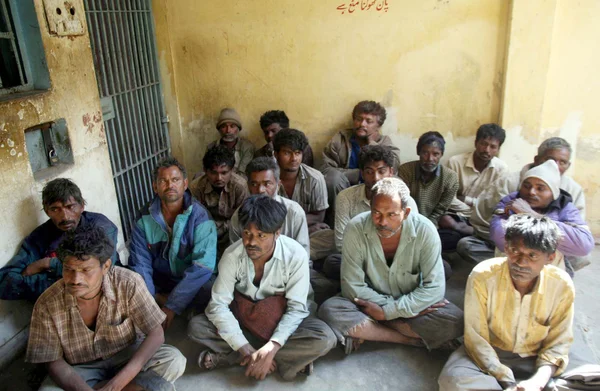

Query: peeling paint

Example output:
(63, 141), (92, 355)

(7, 139), (14, 148)
(17, 109), (24, 120)
(9, 149), (16, 156)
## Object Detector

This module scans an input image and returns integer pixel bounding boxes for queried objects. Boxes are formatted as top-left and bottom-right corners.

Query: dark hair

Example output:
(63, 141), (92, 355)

(259, 110), (289, 130)
(352, 100), (386, 126)
(152, 156), (187, 182)
(42, 178), (86, 209)
(203, 145), (235, 170)
(246, 157), (280, 179)
(238, 195), (287, 233)
(416, 131), (445, 154)
(57, 225), (115, 265)
(358, 145), (397, 171)
(476, 123), (506, 146)
(273, 128), (308, 153)
(504, 214), (561, 254)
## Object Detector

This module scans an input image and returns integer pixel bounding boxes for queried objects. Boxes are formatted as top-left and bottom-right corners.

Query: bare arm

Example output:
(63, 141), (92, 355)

(46, 358), (93, 391)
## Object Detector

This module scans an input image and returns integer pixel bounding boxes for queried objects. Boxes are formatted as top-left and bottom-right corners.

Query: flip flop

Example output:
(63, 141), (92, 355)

(344, 336), (362, 355)
(299, 362), (314, 376)
(197, 350), (229, 370)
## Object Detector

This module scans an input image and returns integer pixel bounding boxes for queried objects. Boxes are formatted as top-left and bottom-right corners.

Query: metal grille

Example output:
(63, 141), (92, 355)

(84, 0), (170, 242)
(0, 0), (28, 91)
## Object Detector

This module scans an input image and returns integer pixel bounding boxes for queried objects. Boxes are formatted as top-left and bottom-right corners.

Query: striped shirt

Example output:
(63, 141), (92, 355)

(278, 163), (329, 213)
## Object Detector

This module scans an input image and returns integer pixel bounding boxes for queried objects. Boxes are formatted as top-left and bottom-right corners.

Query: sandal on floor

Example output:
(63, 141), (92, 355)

(299, 362), (313, 376)
(197, 350), (229, 370)
(343, 336), (362, 355)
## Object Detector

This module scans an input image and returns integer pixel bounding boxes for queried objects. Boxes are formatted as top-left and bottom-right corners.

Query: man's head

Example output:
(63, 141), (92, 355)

(359, 145), (397, 192)
(416, 131), (445, 173)
(57, 225), (113, 299)
(534, 137), (572, 175)
(370, 177), (412, 239)
(519, 160), (560, 210)
(259, 110), (289, 144)
(43, 179), (86, 232)
(352, 100), (386, 140)
(203, 145), (235, 189)
(246, 157), (280, 198)
(474, 123), (505, 164)
(216, 108), (242, 143)
(504, 214), (560, 285)
(273, 128), (308, 173)
(152, 156), (188, 205)
(238, 195), (287, 261)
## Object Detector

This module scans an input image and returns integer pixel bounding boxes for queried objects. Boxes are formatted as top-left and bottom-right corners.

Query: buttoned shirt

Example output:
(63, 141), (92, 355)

(278, 163), (329, 213)
(229, 195), (310, 255)
(445, 152), (508, 218)
(207, 137), (255, 177)
(26, 267), (165, 365)
(190, 172), (248, 238)
(340, 211), (445, 320)
(205, 236), (311, 350)
(465, 258), (574, 383)
(334, 183), (419, 252)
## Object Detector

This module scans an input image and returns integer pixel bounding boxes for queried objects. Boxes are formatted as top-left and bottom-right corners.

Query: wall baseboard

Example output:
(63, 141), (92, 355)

(0, 326), (29, 371)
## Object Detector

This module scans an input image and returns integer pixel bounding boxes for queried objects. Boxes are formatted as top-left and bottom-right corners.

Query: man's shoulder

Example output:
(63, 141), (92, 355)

(35, 279), (66, 308)
(440, 164), (458, 182)
(229, 172), (248, 188)
(190, 174), (209, 190)
(220, 240), (245, 264)
(347, 210), (372, 230)
(469, 257), (508, 282)
(277, 235), (308, 260)
(238, 137), (255, 149)
(279, 196), (304, 214)
(82, 211), (116, 229)
(447, 152), (470, 167)
(407, 212), (438, 236)
(399, 160), (419, 172)
(26, 219), (58, 242)
(338, 183), (364, 199)
(301, 163), (325, 181)
(327, 129), (352, 143)
(490, 156), (508, 171)
(560, 175), (583, 195)
(542, 265), (575, 294)
(110, 266), (144, 287)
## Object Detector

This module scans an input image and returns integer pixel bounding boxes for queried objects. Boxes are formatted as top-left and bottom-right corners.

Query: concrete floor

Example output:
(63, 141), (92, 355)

(2, 247), (599, 390)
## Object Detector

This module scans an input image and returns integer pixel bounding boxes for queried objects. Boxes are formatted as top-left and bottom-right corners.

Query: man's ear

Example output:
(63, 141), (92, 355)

(274, 229), (281, 240)
(183, 178), (189, 191)
(533, 155), (541, 166)
(103, 259), (112, 274)
(546, 252), (557, 265)
(403, 207), (411, 219)
(152, 181), (158, 194)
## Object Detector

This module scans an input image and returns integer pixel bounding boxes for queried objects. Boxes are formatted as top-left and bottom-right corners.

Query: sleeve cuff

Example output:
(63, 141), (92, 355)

(382, 302), (399, 320)
(49, 257), (61, 274)
(228, 334), (251, 351)
(270, 331), (292, 347)
(465, 196), (474, 206)
(537, 355), (567, 375)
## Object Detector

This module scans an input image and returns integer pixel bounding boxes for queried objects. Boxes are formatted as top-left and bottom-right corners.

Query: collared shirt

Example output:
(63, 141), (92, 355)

(278, 163), (329, 213)
(340, 211), (445, 320)
(190, 172), (248, 238)
(207, 137), (256, 177)
(464, 258), (574, 383)
(229, 195), (310, 255)
(26, 267), (165, 365)
(445, 152), (508, 217)
(397, 160), (459, 226)
(205, 236), (311, 350)
(334, 183), (420, 252)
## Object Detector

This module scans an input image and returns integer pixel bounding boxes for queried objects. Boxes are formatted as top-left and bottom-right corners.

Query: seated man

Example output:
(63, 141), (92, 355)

(129, 157), (217, 330)
(188, 195), (336, 380)
(254, 110), (314, 167)
(439, 123), (508, 250)
(459, 137), (586, 266)
(229, 157), (309, 256)
(439, 214), (583, 391)
(0, 178), (118, 301)
(318, 178), (463, 354)
(490, 160), (593, 276)
(191, 145), (248, 256)
(398, 132), (459, 252)
(207, 108), (255, 176)
(323, 145), (419, 280)
(321, 100), (401, 222)
(28, 226), (186, 391)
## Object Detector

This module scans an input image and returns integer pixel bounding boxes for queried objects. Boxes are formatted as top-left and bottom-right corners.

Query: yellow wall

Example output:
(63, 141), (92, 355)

(0, 0), (122, 366)
(154, 0), (510, 175)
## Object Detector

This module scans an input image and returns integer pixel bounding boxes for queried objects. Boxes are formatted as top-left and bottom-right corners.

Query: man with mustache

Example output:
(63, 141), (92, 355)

(439, 214), (589, 391)
(191, 145), (248, 258)
(28, 226), (186, 391)
(438, 124), (508, 251)
(206, 108), (255, 177)
(321, 100), (401, 224)
(0, 178), (118, 301)
(489, 160), (593, 276)
(129, 157), (217, 331)
(319, 178), (463, 354)
(188, 195), (336, 380)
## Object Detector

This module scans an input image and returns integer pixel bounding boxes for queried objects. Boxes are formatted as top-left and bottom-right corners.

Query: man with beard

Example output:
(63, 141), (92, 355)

(129, 157), (217, 331)
(458, 137), (586, 266)
(188, 195), (336, 380)
(489, 160), (593, 276)
(318, 178), (463, 354)
(439, 214), (586, 391)
(438, 124), (507, 250)
(397, 132), (459, 252)
(191, 145), (248, 257)
(321, 100), (401, 224)
(254, 110), (314, 167)
(321, 145), (418, 280)
(0, 178), (119, 301)
(206, 108), (255, 177)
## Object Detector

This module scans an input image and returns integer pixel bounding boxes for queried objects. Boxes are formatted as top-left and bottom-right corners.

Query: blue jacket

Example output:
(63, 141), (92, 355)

(0, 212), (119, 301)
(129, 191), (217, 314)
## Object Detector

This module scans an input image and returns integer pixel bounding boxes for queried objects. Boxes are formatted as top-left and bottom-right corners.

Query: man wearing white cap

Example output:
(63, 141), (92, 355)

(489, 160), (593, 276)
(207, 108), (255, 177)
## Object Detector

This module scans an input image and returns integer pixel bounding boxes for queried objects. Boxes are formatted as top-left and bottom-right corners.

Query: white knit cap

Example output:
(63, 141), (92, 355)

(521, 159), (561, 200)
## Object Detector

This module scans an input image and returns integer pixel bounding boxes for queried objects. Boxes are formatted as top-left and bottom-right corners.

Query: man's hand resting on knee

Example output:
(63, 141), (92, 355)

(239, 342), (280, 380)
